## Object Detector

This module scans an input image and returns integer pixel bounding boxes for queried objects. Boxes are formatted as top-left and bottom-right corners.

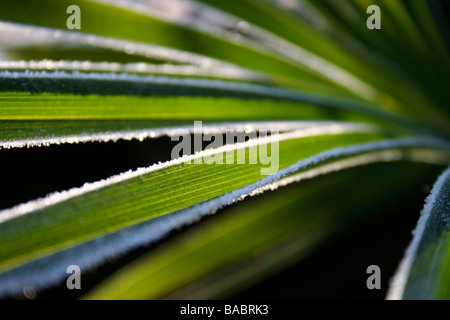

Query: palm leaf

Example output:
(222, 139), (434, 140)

(83, 161), (445, 299)
(387, 166), (450, 300)
(0, 0), (449, 299)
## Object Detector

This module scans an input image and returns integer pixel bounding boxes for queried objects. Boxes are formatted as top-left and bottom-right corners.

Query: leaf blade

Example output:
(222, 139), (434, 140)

(387, 165), (450, 300)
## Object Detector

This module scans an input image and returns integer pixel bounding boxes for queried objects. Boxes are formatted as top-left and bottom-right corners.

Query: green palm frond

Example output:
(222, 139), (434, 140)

(0, 0), (449, 300)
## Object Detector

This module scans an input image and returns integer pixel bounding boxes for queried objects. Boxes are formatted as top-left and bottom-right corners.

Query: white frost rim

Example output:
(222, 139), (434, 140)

(0, 122), (374, 224)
